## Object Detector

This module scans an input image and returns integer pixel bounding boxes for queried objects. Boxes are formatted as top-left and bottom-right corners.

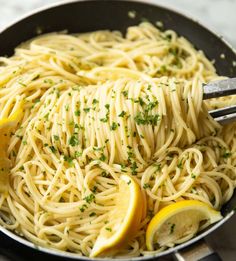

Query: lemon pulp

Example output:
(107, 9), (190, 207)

(146, 200), (222, 250)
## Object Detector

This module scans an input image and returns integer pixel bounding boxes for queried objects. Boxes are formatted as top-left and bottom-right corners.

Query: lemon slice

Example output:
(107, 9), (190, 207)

(146, 200), (222, 250)
(0, 108), (23, 192)
(0, 108), (23, 156)
(90, 174), (143, 257)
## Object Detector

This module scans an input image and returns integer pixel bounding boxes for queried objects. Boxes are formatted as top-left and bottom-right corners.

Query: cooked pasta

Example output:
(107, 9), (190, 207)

(0, 22), (235, 257)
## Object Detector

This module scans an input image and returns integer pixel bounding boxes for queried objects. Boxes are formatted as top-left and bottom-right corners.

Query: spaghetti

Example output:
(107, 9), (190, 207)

(0, 22), (235, 257)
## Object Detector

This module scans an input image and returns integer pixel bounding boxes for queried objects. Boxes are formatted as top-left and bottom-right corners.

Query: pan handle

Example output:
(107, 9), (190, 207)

(173, 239), (222, 261)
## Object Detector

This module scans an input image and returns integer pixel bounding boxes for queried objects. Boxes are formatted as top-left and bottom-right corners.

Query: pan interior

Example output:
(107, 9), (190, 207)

(0, 0), (236, 260)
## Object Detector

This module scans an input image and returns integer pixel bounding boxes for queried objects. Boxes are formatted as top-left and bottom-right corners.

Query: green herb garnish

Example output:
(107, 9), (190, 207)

(110, 122), (118, 131)
(69, 135), (79, 147)
(74, 110), (80, 116)
(83, 193), (95, 204)
(134, 112), (160, 126)
(105, 227), (112, 232)
(118, 111), (126, 117)
(49, 146), (57, 153)
(89, 212), (96, 217)
(143, 183), (150, 189)
(83, 108), (90, 113)
(53, 135), (59, 141)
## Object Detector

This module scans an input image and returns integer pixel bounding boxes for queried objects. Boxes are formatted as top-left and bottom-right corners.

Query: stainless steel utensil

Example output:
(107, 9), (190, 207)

(203, 78), (236, 124)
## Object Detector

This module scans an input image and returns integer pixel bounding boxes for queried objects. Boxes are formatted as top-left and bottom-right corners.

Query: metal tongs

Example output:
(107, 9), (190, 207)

(203, 78), (236, 124)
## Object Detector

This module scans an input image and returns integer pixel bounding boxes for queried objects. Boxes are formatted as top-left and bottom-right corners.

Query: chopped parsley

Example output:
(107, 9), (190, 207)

(92, 99), (99, 105)
(122, 90), (128, 97)
(110, 122), (118, 131)
(177, 159), (183, 169)
(83, 108), (90, 113)
(131, 161), (138, 175)
(69, 135), (79, 147)
(19, 166), (24, 171)
(89, 212), (96, 217)
(49, 146), (57, 153)
(44, 78), (54, 85)
(143, 183), (150, 189)
(93, 146), (103, 151)
(74, 151), (82, 157)
(157, 65), (167, 74)
(145, 101), (158, 112)
(118, 111), (126, 117)
(101, 171), (110, 178)
(79, 204), (88, 212)
(83, 193), (95, 204)
(16, 134), (23, 140)
(105, 227), (112, 232)
(154, 163), (161, 172)
(53, 135), (59, 141)
(65, 105), (69, 111)
(99, 154), (106, 162)
(92, 186), (98, 193)
(34, 98), (40, 103)
(74, 110), (80, 116)
(134, 112), (160, 126)
(170, 47), (178, 56)
(63, 155), (74, 166)
(222, 150), (232, 159)
(44, 113), (49, 120)
(134, 97), (144, 106)
(100, 104), (110, 122)
(100, 117), (108, 123)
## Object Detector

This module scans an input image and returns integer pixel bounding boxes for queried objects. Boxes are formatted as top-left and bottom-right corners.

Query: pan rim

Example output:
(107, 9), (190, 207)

(0, 0), (235, 260)
(0, 0), (236, 56)
(0, 210), (234, 260)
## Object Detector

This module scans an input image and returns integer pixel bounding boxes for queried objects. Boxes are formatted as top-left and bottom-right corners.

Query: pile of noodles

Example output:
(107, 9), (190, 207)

(0, 22), (235, 257)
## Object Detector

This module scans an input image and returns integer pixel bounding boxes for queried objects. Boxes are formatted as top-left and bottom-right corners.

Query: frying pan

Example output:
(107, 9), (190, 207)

(0, 0), (236, 260)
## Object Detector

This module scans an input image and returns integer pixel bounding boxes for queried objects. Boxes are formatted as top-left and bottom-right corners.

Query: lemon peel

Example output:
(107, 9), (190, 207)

(0, 107), (23, 192)
(90, 174), (143, 257)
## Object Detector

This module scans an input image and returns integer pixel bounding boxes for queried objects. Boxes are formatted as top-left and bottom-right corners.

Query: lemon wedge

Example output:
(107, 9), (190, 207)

(0, 108), (23, 192)
(146, 200), (222, 250)
(0, 108), (23, 156)
(0, 157), (11, 192)
(90, 174), (143, 257)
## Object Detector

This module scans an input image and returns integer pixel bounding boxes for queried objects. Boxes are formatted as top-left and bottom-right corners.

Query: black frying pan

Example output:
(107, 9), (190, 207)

(0, 0), (236, 260)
